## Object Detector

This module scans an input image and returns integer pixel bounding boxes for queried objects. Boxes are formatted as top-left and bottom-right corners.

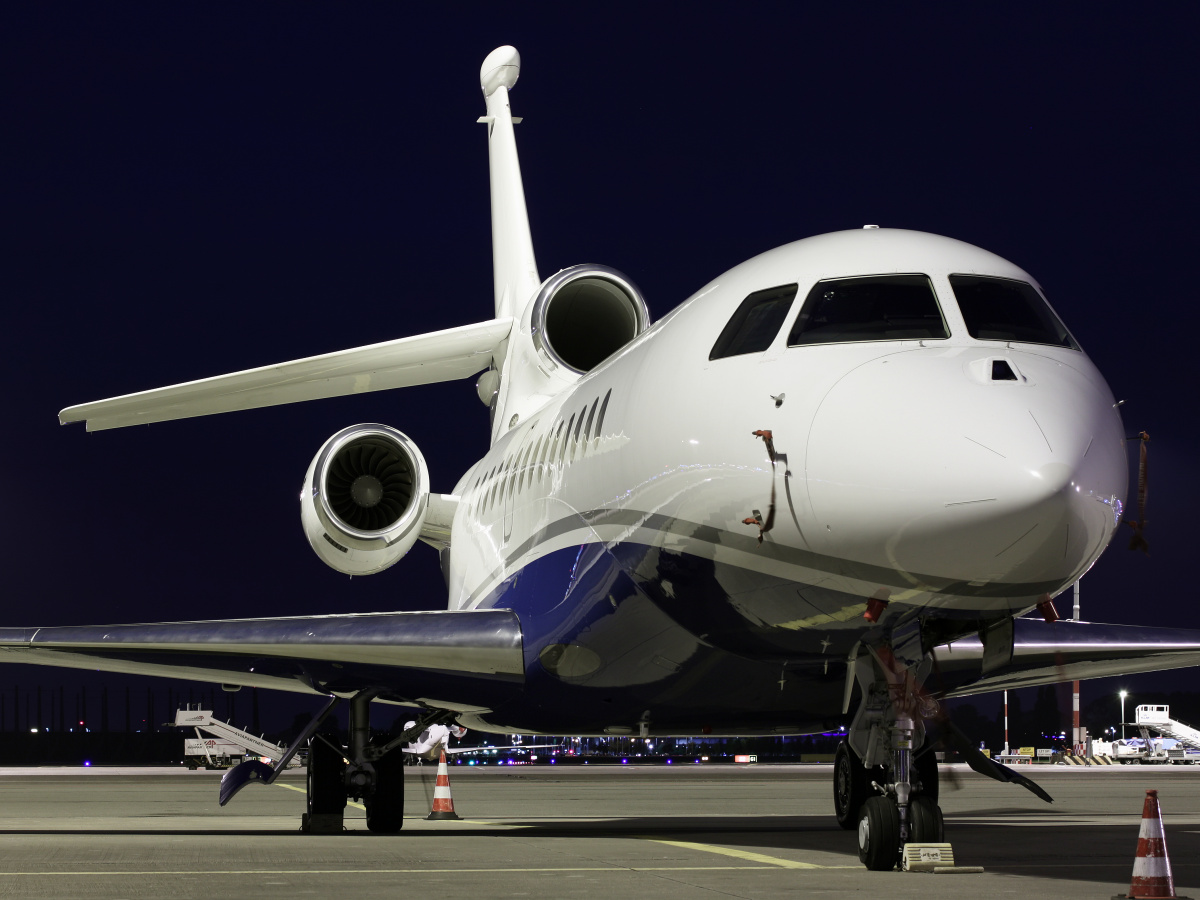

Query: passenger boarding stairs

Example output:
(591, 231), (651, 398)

(1135, 705), (1200, 750)
(172, 706), (300, 766)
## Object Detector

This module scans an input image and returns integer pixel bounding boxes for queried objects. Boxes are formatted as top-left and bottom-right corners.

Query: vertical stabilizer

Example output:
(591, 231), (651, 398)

(480, 47), (540, 322)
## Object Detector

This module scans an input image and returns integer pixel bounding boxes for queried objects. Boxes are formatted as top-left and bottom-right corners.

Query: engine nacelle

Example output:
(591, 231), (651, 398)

(300, 424), (430, 576)
(529, 264), (650, 374)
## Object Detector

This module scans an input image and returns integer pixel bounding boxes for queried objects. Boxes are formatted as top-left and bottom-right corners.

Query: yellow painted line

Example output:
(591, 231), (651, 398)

(273, 782), (365, 811)
(642, 838), (855, 870)
(0, 867), (780, 876)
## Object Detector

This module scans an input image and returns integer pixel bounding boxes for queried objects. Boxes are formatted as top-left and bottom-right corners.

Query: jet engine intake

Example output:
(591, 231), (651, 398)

(301, 424), (430, 575)
(530, 265), (649, 374)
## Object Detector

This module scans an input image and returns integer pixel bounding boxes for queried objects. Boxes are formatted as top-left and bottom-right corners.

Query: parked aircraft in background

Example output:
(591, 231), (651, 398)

(400, 721), (555, 762)
(3, 45), (1199, 868)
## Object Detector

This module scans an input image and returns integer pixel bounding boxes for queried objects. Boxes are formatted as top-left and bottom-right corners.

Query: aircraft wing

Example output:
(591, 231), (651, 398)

(59, 318), (513, 431)
(932, 619), (1200, 698)
(0, 609), (524, 714)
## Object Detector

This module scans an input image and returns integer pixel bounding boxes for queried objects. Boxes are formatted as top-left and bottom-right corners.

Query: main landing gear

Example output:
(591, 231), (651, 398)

(835, 644), (944, 870)
(301, 691), (452, 834)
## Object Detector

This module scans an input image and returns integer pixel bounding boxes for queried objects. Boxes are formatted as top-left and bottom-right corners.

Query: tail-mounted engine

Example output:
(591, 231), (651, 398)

(300, 424), (430, 575)
(529, 265), (649, 374)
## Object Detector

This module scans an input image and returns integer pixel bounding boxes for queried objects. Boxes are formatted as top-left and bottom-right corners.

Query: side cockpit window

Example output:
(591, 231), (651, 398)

(709, 284), (798, 360)
(788, 274), (948, 345)
(949, 275), (1078, 349)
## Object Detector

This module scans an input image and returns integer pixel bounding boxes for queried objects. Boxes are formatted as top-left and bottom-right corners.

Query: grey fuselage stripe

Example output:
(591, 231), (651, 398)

(463, 508), (1063, 609)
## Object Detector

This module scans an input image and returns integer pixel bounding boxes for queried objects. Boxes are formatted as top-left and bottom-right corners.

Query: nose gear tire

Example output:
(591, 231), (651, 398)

(908, 794), (945, 842)
(858, 795), (901, 871)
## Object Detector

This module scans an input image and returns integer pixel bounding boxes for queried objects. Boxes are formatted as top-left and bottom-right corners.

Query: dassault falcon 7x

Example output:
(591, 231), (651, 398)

(4, 46), (1199, 868)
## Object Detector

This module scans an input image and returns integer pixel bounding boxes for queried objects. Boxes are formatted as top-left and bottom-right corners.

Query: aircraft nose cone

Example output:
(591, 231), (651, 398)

(804, 349), (1127, 594)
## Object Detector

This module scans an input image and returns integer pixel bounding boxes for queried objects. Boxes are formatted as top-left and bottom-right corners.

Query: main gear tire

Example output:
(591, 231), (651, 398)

(365, 749), (406, 833)
(307, 734), (347, 820)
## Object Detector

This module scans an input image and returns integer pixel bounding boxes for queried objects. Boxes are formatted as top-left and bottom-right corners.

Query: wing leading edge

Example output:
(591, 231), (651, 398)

(59, 318), (513, 431)
(0, 609), (524, 713)
(933, 619), (1200, 698)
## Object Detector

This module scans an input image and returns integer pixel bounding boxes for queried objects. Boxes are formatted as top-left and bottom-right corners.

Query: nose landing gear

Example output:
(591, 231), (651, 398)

(838, 644), (944, 870)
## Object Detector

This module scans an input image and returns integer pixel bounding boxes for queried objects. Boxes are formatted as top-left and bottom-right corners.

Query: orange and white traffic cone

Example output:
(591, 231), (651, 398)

(426, 750), (461, 820)
(1113, 790), (1192, 899)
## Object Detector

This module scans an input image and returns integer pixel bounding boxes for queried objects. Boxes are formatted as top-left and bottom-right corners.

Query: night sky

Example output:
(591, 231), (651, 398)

(5, 4), (1198, 733)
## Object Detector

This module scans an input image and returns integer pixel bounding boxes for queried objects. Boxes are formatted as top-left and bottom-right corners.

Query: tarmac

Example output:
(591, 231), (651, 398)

(0, 762), (1197, 899)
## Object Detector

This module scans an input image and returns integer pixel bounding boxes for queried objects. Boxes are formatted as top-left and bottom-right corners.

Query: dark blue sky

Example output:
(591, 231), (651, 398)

(4, 4), (1197, 725)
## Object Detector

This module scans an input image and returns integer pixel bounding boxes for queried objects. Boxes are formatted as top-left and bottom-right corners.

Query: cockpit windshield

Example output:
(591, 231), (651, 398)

(788, 274), (948, 345)
(949, 275), (1078, 349)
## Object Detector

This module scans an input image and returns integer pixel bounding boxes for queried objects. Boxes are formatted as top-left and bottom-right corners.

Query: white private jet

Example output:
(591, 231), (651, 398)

(4, 46), (1199, 868)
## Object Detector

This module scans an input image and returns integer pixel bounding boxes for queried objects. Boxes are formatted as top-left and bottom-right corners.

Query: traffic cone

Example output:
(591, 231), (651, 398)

(426, 750), (461, 820)
(1112, 790), (1192, 899)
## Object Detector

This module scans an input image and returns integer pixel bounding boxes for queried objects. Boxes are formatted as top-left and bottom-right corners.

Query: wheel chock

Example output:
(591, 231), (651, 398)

(903, 843), (954, 872)
(300, 812), (344, 834)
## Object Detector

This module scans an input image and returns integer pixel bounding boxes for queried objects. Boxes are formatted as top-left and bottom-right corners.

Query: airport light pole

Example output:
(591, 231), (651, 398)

(1120, 690), (1128, 740)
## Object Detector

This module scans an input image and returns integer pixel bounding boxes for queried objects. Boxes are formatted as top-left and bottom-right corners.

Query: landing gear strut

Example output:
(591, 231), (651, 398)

(838, 643), (944, 870)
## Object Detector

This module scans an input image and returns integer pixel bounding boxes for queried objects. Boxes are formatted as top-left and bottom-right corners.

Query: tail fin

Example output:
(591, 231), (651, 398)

(479, 46), (540, 322)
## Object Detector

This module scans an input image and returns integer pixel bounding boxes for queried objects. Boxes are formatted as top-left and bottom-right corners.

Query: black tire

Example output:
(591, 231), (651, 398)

(833, 740), (884, 830)
(908, 794), (944, 842)
(307, 735), (347, 818)
(365, 750), (405, 833)
(913, 745), (939, 805)
(858, 795), (900, 871)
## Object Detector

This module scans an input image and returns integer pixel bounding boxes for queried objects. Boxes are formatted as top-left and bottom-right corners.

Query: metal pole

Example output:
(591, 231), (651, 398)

(1073, 682), (1081, 751)
(1072, 580), (1081, 751)
(1004, 690), (1009, 756)
(1120, 691), (1127, 741)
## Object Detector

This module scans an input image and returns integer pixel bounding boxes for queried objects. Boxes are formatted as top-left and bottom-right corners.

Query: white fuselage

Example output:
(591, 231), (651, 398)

(448, 229), (1125, 635)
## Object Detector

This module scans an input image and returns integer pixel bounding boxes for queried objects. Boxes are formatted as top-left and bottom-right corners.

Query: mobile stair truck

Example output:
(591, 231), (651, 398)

(1135, 705), (1200, 764)
(173, 706), (302, 770)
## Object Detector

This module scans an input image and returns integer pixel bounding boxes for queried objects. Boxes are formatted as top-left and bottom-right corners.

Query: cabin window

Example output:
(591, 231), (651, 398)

(529, 435), (544, 487)
(570, 406), (587, 462)
(710, 284), (798, 359)
(583, 397), (599, 446)
(594, 389), (611, 444)
(950, 275), (1078, 349)
(520, 441), (534, 491)
(561, 415), (575, 464)
(788, 274), (948, 345)
(549, 420), (564, 476)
